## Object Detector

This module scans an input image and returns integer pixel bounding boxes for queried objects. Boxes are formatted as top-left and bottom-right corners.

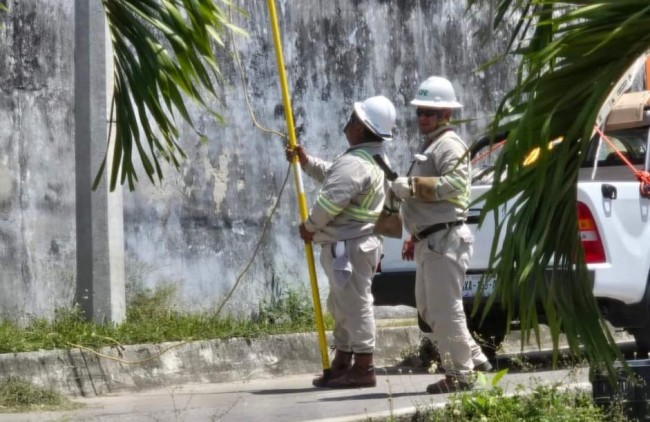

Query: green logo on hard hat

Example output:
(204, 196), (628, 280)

(418, 89), (428, 96)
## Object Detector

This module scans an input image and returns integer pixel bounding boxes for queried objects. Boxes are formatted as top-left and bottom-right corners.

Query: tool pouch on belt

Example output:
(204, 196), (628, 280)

(373, 210), (403, 239)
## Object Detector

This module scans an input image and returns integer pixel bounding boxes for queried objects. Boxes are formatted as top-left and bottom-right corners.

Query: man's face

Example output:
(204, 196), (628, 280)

(344, 112), (363, 145)
(415, 107), (441, 135)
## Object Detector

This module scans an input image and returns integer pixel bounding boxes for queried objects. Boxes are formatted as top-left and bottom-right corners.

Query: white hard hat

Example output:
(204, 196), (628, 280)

(353, 95), (397, 140)
(410, 76), (463, 109)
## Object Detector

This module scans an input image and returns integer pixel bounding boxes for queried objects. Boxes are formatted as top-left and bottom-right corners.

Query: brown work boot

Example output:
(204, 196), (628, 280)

(426, 375), (474, 394)
(326, 353), (376, 389)
(312, 349), (352, 388)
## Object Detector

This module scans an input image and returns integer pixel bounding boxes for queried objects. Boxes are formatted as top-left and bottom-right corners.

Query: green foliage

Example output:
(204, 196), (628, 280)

(255, 288), (331, 329)
(0, 286), (333, 354)
(475, 368), (508, 389)
(404, 384), (620, 422)
(466, 0), (650, 377)
(0, 377), (79, 412)
(126, 282), (178, 322)
(98, 0), (247, 191)
(398, 336), (441, 370)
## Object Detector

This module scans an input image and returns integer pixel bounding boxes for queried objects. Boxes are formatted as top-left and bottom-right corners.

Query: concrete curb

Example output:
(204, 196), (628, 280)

(0, 322), (635, 400)
(0, 326), (422, 397)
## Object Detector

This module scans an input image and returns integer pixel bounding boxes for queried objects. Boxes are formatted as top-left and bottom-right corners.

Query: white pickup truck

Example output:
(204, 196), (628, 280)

(372, 91), (650, 358)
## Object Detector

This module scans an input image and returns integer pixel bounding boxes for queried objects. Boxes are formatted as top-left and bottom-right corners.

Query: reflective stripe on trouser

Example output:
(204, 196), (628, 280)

(415, 224), (474, 381)
(320, 235), (382, 354)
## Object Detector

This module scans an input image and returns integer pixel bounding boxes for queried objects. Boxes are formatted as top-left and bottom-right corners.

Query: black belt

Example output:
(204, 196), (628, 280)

(413, 221), (464, 242)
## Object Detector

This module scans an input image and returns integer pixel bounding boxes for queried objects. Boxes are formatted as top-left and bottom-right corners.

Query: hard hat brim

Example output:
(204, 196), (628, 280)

(353, 102), (393, 140)
(410, 99), (463, 109)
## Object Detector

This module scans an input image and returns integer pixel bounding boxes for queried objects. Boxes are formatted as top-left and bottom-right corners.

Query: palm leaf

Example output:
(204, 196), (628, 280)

(469, 0), (650, 378)
(96, 0), (246, 191)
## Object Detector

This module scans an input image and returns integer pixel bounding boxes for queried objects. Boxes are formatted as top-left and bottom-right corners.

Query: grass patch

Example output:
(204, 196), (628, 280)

(397, 336), (439, 370)
(0, 285), (334, 354)
(0, 377), (80, 412)
(390, 384), (628, 422)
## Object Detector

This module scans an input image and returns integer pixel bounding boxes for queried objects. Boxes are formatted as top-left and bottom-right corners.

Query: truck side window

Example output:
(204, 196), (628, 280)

(582, 127), (648, 168)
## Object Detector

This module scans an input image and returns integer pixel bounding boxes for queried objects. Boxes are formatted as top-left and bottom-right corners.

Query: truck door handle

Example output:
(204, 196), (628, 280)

(601, 184), (617, 200)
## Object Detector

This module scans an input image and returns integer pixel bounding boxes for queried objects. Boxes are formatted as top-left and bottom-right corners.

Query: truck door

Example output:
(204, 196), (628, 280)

(578, 125), (650, 305)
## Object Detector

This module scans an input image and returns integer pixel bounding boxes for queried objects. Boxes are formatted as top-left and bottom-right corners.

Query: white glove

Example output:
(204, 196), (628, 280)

(390, 177), (413, 200)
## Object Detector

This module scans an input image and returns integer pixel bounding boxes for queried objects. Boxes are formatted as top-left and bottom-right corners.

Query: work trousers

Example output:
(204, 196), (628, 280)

(415, 224), (475, 381)
(422, 331), (488, 368)
(320, 235), (382, 354)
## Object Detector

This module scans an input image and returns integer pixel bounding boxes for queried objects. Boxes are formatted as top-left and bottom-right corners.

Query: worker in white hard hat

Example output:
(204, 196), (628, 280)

(285, 95), (396, 388)
(390, 76), (489, 394)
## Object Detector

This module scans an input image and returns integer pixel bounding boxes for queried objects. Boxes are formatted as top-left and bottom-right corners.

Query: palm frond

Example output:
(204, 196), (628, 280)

(97, 0), (246, 191)
(470, 0), (650, 377)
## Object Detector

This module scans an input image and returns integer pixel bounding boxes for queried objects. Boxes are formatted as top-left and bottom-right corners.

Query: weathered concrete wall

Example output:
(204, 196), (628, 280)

(0, 0), (517, 319)
(0, 0), (76, 321)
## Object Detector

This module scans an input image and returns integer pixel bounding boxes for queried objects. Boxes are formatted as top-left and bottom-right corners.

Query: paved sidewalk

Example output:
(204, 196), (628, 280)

(0, 367), (591, 422)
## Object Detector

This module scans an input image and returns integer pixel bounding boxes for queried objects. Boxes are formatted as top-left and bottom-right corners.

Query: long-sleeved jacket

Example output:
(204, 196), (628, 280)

(400, 126), (470, 235)
(303, 141), (386, 244)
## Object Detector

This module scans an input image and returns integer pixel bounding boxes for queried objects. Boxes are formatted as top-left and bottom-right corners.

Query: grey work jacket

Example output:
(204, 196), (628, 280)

(303, 141), (386, 244)
(400, 126), (470, 235)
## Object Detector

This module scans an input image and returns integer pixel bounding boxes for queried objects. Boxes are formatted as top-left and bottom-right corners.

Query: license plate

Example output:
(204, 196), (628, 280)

(462, 274), (495, 298)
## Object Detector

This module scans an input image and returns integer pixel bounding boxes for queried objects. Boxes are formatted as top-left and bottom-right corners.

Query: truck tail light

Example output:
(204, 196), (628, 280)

(577, 202), (606, 263)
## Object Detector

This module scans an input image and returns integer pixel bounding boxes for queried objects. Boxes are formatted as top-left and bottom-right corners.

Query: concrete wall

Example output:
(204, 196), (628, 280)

(0, 0), (76, 321)
(0, 0), (517, 319)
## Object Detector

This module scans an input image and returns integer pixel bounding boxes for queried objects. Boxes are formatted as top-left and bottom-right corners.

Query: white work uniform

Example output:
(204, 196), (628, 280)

(303, 142), (386, 353)
(400, 126), (484, 381)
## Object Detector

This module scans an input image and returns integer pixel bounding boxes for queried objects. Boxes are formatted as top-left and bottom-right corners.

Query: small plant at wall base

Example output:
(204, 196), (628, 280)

(0, 377), (80, 413)
(255, 288), (333, 329)
(126, 282), (178, 322)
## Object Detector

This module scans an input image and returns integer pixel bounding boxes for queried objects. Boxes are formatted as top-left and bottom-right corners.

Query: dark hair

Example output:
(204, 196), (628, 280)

(346, 112), (384, 142)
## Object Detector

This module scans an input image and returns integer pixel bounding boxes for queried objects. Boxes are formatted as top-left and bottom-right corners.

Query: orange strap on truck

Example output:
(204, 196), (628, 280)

(470, 140), (506, 165)
(594, 125), (650, 198)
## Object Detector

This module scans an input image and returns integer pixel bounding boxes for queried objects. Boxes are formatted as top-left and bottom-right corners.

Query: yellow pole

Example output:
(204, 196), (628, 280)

(266, 0), (330, 372)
